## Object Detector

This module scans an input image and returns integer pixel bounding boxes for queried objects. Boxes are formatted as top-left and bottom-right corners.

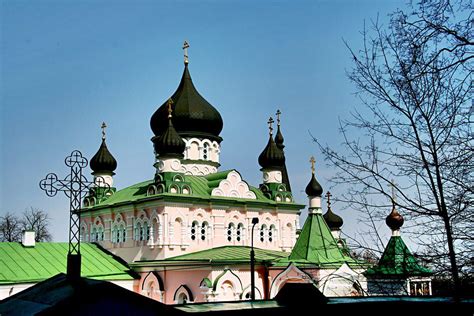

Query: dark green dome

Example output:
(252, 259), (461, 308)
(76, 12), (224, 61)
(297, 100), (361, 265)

(258, 135), (285, 169)
(150, 64), (223, 142)
(386, 207), (404, 231)
(305, 174), (323, 197)
(323, 208), (343, 230)
(275, 125), (285, 150)
(90, 139), (117, 175)
(152, 117), (185, 159)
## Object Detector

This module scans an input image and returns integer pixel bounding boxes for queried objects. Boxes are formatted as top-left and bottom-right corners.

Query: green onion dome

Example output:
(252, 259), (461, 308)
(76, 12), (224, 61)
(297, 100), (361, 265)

(152, 115), (186, 159)
(90, 139), (117, 175)
(323, 207), (343, 230)
(305, 173), (323, 197)
(258, 135), (285, 170)
(150, 64), (223, 143)
(386, 206), (404, 231)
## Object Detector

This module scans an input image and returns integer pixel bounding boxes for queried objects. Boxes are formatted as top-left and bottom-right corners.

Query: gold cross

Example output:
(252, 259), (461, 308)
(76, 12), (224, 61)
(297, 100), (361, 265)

(101, 122), (107, 140)
(268, 117), (274, 135)
(167, 99), (174, 118)
(310, 156), (315, 174)
(326, 191), (332, 208)
(276, 109), (281, 126)
(183, 40), (190, 64)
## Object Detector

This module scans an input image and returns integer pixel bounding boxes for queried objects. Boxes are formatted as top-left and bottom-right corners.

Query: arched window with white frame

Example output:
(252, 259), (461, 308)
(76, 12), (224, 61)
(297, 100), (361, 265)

(236, 223), (244, 242)
(227, 223), (235, 242)
(259, 224), (267, 242)
(201, 221), (209, 241)
(269, 224), (276, 243)
(190, 221), (198, 241)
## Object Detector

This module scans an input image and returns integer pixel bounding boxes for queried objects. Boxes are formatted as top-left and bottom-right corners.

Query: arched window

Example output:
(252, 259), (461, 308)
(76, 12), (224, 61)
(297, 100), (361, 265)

(177, 292), (189, 304)
(201, 222), (209, 241)
(80, 226), (87, 242)
(97, 226), (104, 241)
(227, 223), (235, 242)
(142, 221), (149, 241)
(135, 222), (142, 241)
(191, 221), (198, 241)
(91, 227), (97, 242)
(118, 225), (126, 243)
(236, 223), (244, 242)
(260, 224), (267, 242)
(111, 225), (118, 243)
(269, 225), (276, 243)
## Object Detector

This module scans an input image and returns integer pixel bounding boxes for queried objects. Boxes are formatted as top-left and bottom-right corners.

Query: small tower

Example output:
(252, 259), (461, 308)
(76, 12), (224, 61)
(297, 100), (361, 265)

(305, 156), (323, 213)
(258, 117), (292, 202)
(274, 109), (292, 192)
(149, 100), (191, 196)
(323, 191), (344, 239)
(90, 122), (117, 188)
(386, 181), (404, 237)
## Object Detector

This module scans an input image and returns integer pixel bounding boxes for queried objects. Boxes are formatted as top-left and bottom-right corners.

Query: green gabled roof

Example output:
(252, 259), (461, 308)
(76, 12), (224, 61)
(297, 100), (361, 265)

(0, 242), (135, 284)
(278, 213), (360, 268)
(131, 246), (288, 266)
(365, 236), (432, 277)
(84, 170), (305, 211)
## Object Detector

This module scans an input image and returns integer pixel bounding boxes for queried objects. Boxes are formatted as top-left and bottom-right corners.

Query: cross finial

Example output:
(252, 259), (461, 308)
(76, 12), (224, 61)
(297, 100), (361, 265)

(167, 99), (174, 119)
(276, 109), (281, 126)
(390, 179), (397, 204)
(101, 122), (107, 141)
(267, 117), (274, 135)
(310, 156), (316, 174)
(183, 40), (190, 64)
(326, 191), (332, 208)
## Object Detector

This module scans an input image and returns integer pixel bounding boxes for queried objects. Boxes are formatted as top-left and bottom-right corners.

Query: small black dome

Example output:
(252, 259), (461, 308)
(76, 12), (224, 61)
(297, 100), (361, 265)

(323, 208), (343, 230)
(275, 125), (285, 150)
(258, 135), (285, 169)
(386, 207), (404, 231)
(305, 174), (323, 197)
(150, 64), (223, 142)
(153, 118), (185, 159)
(90, 140), (117, 175)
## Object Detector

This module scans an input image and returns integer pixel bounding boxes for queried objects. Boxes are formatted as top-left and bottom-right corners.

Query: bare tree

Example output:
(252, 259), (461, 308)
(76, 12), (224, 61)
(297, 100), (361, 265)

(316, 0), (473, 296)
(0, 212), (22, 242)
(21, 208), (52, 242)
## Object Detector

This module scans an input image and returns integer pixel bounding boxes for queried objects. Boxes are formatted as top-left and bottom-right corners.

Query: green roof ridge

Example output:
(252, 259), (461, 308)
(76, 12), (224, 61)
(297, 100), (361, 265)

(285, 213), (357, 268)
(365, 236), (432, 276)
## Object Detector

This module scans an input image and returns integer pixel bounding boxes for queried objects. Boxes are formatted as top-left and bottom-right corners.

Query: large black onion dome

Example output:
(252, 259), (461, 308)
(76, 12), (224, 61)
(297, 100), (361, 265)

(386, 206), (404, 231)
(153, 118), (185, 159)
(258, 135), (285, 169)
(90, 140), (117, 175)
(305, 174), (323, 197)
(150, 64), (223, 142)
(324, 208), (343, 230)
(275, 125), (285, 150)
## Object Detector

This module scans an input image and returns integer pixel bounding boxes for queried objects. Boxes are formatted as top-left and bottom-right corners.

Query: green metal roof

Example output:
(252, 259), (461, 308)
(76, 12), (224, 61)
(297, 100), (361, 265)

(131, 246), (289, 266)
(83, 170), (305, 211)
(277, 213), (361, 268)
(365, 236), (432, 276)
(0, 242), (135, 284)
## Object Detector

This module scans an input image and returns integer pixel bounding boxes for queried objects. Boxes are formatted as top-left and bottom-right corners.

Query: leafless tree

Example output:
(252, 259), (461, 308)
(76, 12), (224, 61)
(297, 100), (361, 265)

(315, 0), (472, 296)
(21, 208), (52, 242)
(0, 212), (22, 242)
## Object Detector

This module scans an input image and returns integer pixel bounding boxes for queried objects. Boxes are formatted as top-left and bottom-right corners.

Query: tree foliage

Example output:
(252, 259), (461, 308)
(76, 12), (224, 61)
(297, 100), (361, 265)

(316, 0), (472, 294)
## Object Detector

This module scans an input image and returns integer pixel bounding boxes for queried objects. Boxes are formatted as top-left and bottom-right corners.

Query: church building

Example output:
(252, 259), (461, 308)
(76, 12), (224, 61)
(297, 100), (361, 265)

(77, 43), (432, 303)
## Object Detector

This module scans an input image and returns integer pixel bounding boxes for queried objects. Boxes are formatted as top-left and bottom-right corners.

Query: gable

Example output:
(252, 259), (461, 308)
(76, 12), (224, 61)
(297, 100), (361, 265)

(210, 170), (256, 199)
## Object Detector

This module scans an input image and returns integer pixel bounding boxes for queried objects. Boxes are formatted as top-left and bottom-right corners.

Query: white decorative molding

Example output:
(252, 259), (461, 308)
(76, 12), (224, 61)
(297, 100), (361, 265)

(211, 171), (256, 199)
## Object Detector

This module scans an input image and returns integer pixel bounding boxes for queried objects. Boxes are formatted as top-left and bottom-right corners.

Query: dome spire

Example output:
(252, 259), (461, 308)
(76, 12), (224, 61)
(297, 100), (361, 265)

(90, 122), (117, 187)
(258, 116), (284, 170)
(153, 98), (185, 159)
(323, 191), (343, 231)
(386, 180), (404, 235)
(268, 116), (274, 136)
(183, 40), (190, 65)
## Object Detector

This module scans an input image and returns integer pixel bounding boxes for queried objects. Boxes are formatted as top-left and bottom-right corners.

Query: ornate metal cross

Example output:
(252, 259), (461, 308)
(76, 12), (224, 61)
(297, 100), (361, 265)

(183, 40), (190, 64)
(326, 191), (332, 208)
(268, 117), (274, 135)
(167, 98), (174, 118)
(276, 109), (281, 126)
(39, 150), (108, 279)
(101, 122), (107, 140)
(310, 156), (316, 174)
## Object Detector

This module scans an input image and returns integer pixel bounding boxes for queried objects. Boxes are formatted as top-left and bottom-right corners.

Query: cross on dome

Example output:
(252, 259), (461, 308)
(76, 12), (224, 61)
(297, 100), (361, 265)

(183, 40), (190, 64)
(326, 191), (332, 208)
(310, 156), (316, 174)
(167, 99), (174, 118)
(276, 109), (281, 126)
(268, 117), (274, 135)
(101, 122), (107, 140)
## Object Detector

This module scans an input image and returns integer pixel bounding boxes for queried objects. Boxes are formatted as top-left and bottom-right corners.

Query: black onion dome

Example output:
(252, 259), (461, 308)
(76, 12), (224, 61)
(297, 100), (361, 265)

(305, 174), (323, 197)
(275, 126), (285, 150)
(386, 207), (404, 231)
(324, 208), (343, 230)
(150, 64), (223, 142)
(153, 118), (185, 158)
(258, 135), (285, 169)
(90, 140), (117, 175)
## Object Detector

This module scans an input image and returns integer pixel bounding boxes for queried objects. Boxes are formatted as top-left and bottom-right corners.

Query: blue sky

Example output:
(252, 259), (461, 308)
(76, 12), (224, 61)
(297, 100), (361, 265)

(1, 0), (406, 242)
